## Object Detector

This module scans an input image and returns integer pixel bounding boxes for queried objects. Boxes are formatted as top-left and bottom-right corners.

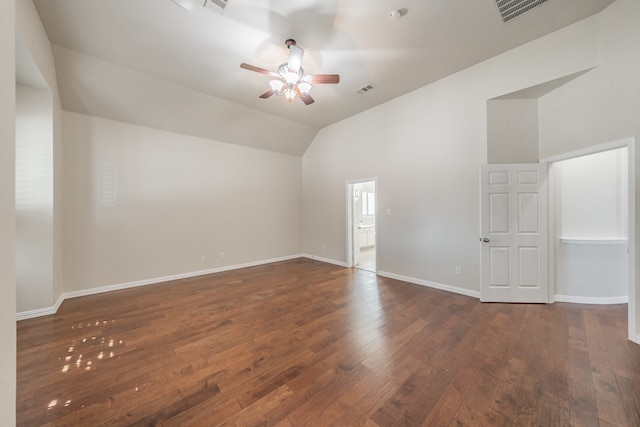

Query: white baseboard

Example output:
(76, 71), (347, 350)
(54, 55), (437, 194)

(377, 270), (480, 299)
(16, 293), (64, 321)
(16, 254), (304, 321)
(554, 295), (628, 304)
(302, 254), (348, 268)
(17, 256), (631, 321)
(630, 334), (640, 346)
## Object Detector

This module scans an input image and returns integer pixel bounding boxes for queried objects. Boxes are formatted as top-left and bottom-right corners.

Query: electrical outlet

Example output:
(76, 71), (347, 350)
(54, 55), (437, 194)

(219, 252), (225, 258)
(322, 244), (326, 250)
(455, 266), (462, 275)
(200, 254), (205, 261)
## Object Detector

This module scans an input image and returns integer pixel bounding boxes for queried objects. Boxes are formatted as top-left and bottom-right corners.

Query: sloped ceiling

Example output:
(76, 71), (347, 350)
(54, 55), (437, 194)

(32, 0), (615, 155)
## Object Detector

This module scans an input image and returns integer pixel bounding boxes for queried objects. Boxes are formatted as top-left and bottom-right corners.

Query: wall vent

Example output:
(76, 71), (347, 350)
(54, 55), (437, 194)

(356, 84), (375, 94)
(494, 0), (549, 23)
(205, 0), (228, 10)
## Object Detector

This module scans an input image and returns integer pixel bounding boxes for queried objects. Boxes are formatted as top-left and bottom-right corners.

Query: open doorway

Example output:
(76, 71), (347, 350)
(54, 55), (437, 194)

(347, 180), (376, 272)
(553, 147), (628, 303)
(543, 137), (636, 343)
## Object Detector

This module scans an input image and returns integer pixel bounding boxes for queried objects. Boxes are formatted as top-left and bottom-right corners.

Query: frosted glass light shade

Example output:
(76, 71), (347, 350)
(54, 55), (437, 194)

(284, 72), (299, 86)
(297, 81), (312, 95)
(269, 79), (284, 94)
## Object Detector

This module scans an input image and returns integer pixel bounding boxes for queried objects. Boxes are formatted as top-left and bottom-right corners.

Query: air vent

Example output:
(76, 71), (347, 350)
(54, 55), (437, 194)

(494, 0), (549, 23)
(356, 84), (375, 94)
(206, 0), (228, 9)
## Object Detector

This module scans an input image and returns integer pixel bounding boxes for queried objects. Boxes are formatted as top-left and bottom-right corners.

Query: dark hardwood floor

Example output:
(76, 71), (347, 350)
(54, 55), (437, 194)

(17, 258), (640, 426)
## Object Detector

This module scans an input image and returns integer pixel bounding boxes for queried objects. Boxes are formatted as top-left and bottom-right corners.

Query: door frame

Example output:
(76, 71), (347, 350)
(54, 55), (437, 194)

(541, 136), (637, 344)
(345, 178), (377, 269)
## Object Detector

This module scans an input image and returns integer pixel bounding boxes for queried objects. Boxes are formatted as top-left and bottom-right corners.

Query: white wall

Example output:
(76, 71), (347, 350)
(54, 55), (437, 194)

(16, 0), (64, 313)
(303, 6), (602, 294)
(16, 84), (54, 312)
(487, 99), (539, 163)
(557, 149), (627, 239)
(538, 1), (640, 158)
(556, 243), (628, 300)
(0, 0), (16, 423)
(63, 112), (302, 292)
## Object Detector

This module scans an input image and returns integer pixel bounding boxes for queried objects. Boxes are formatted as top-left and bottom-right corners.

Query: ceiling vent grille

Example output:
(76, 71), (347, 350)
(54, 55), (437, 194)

(205, 0), (228, 9)
(494, 0), (549, 23)
(356, 84), (375, 94)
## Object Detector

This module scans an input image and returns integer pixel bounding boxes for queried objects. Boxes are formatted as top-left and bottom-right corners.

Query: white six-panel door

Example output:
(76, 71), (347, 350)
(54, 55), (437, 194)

(480, 164), (549, 303)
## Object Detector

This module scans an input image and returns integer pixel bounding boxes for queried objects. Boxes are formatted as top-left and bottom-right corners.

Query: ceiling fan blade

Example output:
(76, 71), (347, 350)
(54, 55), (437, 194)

(287, 44), (304, 74)
(240, 63), (278, 78)
(259, 89), (275, 99)
(294, 86), (314, 105)
(306, 74), (340, 84)
(299, 93), (315, 105)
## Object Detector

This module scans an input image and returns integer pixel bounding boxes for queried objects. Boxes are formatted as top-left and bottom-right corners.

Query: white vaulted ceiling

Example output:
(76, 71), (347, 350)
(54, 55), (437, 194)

(32, 0), (615, 155)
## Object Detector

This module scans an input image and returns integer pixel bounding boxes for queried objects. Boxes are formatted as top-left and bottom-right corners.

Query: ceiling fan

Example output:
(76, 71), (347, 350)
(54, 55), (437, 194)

(240, 39), (340, 105)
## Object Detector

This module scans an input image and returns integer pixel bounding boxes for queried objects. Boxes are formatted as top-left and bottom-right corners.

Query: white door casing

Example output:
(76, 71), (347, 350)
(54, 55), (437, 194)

(346, 179), (377, 270)
(480, 164), (549, 302)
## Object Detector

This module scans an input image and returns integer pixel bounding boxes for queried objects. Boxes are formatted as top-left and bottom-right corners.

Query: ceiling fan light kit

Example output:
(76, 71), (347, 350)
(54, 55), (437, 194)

(269, 79), (284, 95)
(297, 81), (312, 96)
(240, 39), (339, 105)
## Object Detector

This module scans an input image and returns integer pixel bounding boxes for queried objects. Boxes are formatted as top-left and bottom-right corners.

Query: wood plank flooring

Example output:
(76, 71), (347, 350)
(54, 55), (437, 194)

(16, 258), (640, 426)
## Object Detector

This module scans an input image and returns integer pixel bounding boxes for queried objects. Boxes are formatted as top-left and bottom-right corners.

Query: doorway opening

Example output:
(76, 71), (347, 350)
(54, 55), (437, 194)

(347, 180), (376, 272)
(543, 137), (637, 343)
(552, 147), (628, 303)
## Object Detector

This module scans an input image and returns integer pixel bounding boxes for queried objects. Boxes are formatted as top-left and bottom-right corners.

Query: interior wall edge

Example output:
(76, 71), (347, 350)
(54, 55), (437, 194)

(1, 0), (16, 423)
(16, 293), (63, 321)
(302, 254), (348, 268)
(377, 270), (481, 299)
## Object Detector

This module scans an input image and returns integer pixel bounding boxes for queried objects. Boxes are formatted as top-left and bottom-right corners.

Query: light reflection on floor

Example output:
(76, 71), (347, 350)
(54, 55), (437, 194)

(49, 319), (125, 415)
(348, 271), (388, 361)
(355, 246), (376, 272)
(63, 319), (122, 373)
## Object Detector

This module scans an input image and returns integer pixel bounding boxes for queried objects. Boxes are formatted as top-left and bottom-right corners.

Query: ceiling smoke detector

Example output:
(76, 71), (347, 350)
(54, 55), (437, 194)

(390, 8), (408, 20)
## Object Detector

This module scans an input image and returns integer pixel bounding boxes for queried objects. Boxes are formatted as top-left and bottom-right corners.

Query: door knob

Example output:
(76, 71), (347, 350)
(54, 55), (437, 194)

(480, 237), (490, 242)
